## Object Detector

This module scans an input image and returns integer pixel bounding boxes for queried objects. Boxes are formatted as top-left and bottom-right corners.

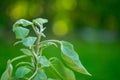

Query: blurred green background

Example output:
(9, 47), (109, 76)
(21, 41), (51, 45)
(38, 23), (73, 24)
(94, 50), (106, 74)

(0, 0), (120, 80)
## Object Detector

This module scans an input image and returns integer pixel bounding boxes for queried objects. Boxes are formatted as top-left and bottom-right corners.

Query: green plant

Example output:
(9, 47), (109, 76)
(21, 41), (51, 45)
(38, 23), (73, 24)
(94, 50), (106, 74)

(1, 18), (91, 80)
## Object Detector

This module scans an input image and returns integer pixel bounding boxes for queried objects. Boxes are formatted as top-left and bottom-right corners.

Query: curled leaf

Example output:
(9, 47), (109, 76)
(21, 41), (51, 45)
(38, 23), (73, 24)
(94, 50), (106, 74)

(13, 19), (33, 27)
(1, 60), (13, 80)
(60, 41), (91, 76)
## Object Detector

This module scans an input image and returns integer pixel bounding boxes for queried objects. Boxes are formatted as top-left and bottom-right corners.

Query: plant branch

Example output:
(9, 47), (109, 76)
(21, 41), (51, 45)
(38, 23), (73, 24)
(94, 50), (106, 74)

(35, 35), (41, 55)
(11, 55), (28, 63)
(31, 25), (38, 35)
(28, 63), (38, 80)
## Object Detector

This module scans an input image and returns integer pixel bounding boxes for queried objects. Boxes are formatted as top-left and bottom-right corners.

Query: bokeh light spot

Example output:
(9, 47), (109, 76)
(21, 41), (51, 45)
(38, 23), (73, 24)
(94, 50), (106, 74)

(62, 0), (77, 10)
(52, 20), (69, 36)
(9, 1), (28, 20)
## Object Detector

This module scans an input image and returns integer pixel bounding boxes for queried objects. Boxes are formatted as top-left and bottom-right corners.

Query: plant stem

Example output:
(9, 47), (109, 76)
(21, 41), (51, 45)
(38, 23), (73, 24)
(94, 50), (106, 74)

(28, 63), (38, 80)
(31, 25), (38, 35)
(11, 55), (27, 63)
(36, 35), (41, 55)
(28, 47), (38, 80)
(28, 24), (42, 80)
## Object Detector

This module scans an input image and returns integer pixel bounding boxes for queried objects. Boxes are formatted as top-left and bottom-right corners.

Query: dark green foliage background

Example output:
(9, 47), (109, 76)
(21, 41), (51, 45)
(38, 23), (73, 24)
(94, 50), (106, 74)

(0, 0), (120, 80)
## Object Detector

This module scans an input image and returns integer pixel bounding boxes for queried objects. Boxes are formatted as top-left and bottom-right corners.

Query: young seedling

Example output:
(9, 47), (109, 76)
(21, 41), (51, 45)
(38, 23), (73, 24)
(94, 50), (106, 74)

(1, 18), (91, 80)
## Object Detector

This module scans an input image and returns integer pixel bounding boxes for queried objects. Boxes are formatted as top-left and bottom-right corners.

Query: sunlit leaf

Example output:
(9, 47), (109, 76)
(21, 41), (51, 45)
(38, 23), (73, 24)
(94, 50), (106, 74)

(22, 37), (37, 47)
(32, 18), (48, 25)
(37, 56), (50, 67)
(20, 48), (32, 56)
(34, 69), (47, 80)
(49, 57), (76, 80)
(13, 19), (33, 27)
(13, 27), (29, 39)
(15, 66), (31, 78)
(1, 60), (13, 80)
(60, 41), (91, 76)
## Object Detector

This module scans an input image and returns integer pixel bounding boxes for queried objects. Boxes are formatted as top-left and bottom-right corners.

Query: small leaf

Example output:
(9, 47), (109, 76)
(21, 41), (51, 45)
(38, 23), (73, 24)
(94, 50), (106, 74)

(37, 56), (50, 67)
(20, 48), (32, 56)
(32, 18), (48, 25)
(22, 37), (37, 47)
(34, 69), (47, 80)
(1, 60), (13, 80)
(40, 41), (57, 48)
(15, 66), (31, 78)
(1, 69), (9, 80)
(13, 19), (33, 27)
(13, 27), (29, 39)
(49, 57), (76, 80)
(60, 41), (91, 76)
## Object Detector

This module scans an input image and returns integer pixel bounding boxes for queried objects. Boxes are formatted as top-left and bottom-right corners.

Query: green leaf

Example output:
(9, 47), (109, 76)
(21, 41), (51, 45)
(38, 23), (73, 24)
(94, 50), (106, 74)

(37, 56), (50, 67)
(32, 18), (48, 25)
(47, 78), (58, 80)
(49, 57), (76, 80)
(13, 19), (33, 27)
(60, 41), (91, 76)
(22, 37), (37, 47)
(34, 70), (47, 80)
(1, 60), (13, 80)
(20, 48), (32, 56)
(15, 66), (31, 78)
(13, 27), (29, 39)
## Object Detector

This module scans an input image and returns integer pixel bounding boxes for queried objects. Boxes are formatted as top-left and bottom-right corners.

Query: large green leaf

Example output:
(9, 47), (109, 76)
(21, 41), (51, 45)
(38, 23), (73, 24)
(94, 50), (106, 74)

(1, 60), (13, 80)
(37, 56), (50, 67)
(20, 48), (32, 56)
(34, 70), (47, 80)
(13, 19), (33, 27)
(60, 41), (91, 76)
(49, 57), (76, 80)
(32, 18), (48, 25)
(15, 66), (31, 78)
(22, 37), (37, 47)
(13, 27), (29, 39)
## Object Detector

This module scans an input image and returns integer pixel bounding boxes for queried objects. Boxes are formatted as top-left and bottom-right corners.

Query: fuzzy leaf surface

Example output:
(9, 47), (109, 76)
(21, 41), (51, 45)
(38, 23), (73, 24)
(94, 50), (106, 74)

(13, 19), (33, 27)
(0, 60), (13, 80)
(15, 66), (31, 78)
(13, 27), (29, 39)
(49, 57), (76, 80)
(22, 37), (37, 47)
(34, 70), (47, 80)
(37, 56), (50, 67)
(60, 41), (91, 76)
(20, 48), (32, 56)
